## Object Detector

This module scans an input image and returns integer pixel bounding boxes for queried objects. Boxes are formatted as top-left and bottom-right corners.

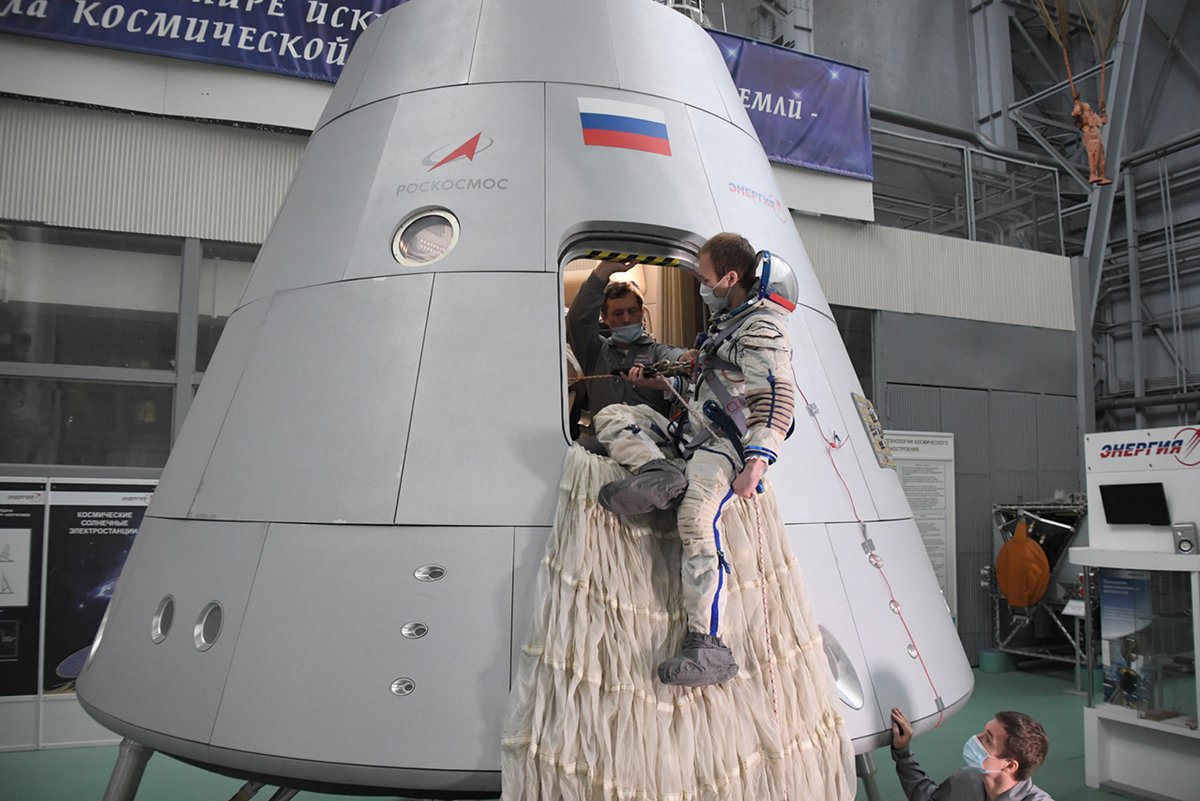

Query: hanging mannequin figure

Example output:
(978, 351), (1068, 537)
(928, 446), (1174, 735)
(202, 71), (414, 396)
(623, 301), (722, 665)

(1072, 96), (1113, 186)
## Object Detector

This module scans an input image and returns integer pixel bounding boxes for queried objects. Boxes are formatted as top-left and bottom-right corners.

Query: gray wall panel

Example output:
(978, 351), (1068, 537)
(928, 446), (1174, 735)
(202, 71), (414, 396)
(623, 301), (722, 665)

(956, 549), (993, 657)
(939, 388), (989, 475)
(347, 0), (481, 113)
(814, 0), (975, 128)
(1038, 395), (1081, 478)
(394, 272), (564, 526)
(694, 22), (757, 141)
(796, 216), (1074, 332)
(885, 384), (940, 431)
(954, 470), (993, 659)
(240, 99), (397, 304)
(314, 11), (391, 131)
(953, 473), (993, 553)
(193, 276), (433, 523)
(990, 471), (1042, 506)
(989, 391), (1039, 471)
(607, 0), (728, 121)
(0, 98), (303, 243)
(469, 0), (616, 86)
(875, 312), (1078, 396)
(211, 524), (513, 769)
(78, 518), (268, 745)
(150, 297), (272, 519)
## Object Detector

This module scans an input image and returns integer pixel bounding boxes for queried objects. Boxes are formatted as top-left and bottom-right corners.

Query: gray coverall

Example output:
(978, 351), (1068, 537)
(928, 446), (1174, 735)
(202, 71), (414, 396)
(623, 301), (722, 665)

(594, 304), (795, 637)
(566, 271), (685, 418)
(891, 747), (1056, 801)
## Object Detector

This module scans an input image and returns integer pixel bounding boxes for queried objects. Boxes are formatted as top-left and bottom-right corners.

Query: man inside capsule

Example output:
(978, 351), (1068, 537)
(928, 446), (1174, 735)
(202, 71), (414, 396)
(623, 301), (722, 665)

(590, 233), (798, 687)
(566, 259), (689, 430)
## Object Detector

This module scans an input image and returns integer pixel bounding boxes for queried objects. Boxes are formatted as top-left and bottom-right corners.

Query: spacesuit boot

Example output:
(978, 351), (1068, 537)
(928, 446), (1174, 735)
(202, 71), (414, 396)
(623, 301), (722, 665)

(656, 631), (738, 687)
(598, 459), (688, 515)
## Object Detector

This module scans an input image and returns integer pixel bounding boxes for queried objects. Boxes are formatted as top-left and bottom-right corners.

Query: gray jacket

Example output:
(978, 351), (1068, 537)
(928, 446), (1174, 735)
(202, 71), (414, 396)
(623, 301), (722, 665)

(892, 747), (1055, 801)
(566, 272), (685, 418)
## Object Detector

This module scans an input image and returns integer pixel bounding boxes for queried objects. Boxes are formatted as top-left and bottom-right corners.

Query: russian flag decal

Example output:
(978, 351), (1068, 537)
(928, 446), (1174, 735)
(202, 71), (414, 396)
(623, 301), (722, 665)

(578, 98), (672, 156)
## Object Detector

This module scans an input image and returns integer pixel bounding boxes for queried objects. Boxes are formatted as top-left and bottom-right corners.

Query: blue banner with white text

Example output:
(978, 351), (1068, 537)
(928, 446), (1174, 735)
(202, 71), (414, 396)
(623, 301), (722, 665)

(0, 0), (407, 82)
(707, 30), (873, 180)
(0, 2), (871, 178)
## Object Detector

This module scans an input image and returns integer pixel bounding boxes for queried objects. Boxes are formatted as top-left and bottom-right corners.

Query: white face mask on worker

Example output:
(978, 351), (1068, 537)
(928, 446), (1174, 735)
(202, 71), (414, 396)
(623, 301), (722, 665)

(699, 277), (731, 312)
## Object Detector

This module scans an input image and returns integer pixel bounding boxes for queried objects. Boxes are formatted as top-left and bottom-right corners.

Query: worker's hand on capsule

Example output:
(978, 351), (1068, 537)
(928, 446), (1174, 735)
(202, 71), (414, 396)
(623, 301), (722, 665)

(890, 707), (913, 750)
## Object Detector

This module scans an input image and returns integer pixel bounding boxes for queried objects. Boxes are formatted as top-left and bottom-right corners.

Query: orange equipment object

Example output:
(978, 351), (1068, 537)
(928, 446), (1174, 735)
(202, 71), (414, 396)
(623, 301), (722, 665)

(995, 519), (1052, 608)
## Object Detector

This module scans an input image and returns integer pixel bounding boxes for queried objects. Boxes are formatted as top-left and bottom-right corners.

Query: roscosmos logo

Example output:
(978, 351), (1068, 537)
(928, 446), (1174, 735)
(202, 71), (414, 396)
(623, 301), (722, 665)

(422, 132), (495, 171)
(396, 131), (510, 195)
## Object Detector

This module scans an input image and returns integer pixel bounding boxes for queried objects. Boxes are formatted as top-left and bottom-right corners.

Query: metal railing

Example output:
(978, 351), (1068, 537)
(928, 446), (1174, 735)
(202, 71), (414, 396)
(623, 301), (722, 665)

(871, 127), (1064, 255)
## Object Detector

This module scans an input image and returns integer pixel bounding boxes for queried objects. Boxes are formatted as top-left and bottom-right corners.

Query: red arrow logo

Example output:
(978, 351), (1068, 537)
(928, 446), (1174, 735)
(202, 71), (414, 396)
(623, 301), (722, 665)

(428, 132), (483, 172)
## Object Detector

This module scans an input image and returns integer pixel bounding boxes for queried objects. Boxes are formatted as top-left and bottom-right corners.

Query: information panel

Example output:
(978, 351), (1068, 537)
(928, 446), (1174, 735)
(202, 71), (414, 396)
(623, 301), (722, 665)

(0, 482), (46, 697)
(43, 481), (154, 694)
(887, 431), (957, 617)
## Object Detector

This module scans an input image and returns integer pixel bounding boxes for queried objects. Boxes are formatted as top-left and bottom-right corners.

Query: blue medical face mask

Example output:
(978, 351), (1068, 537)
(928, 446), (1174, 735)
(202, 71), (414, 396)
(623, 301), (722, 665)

(609, 323), (644, 344)
(962, 735), (1002, 774)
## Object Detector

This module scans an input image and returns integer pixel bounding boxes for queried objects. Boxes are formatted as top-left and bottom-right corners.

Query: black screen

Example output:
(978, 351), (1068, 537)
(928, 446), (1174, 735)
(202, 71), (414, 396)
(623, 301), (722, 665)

(1099, 482), (1171, 526)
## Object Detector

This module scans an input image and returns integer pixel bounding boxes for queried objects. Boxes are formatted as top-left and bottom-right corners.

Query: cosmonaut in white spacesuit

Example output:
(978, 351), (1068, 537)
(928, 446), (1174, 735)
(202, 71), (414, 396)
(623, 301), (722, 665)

(595, 232), (799, 688)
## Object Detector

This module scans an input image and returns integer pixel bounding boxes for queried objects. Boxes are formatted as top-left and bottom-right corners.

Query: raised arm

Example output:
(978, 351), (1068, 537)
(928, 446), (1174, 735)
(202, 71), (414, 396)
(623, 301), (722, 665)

(890, 707), (943, 801)
(566, 261), (624, 372)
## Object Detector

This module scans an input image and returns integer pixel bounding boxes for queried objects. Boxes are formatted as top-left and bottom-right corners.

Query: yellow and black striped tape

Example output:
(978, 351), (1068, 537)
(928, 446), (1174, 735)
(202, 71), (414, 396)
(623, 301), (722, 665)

(583, 250), (681, 267)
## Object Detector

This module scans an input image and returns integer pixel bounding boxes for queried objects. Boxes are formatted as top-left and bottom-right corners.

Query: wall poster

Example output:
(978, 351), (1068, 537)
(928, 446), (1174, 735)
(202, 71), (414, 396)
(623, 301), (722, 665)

(43, 482), (154, 694)
(886, 431), (957, 618)
(0, 482), (46, 697)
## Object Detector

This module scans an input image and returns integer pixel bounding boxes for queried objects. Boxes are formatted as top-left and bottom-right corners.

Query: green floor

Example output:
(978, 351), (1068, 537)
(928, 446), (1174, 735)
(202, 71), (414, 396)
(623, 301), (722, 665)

(3, 665), (1124, 801)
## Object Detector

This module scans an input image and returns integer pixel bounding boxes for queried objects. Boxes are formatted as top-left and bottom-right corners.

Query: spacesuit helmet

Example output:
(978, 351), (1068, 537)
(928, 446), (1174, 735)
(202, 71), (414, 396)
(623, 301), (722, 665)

(752, 251), (799, 313)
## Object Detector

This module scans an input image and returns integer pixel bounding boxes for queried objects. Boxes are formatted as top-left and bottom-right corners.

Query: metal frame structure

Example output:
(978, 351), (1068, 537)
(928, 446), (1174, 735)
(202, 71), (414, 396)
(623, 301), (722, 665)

(882, 1), (1199, 435)
(987, 501), (1090, 668)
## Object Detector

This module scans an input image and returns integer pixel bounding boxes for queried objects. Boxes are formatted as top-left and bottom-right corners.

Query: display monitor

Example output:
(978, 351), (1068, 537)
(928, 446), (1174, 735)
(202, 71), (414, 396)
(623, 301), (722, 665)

(1098, 482), (1171, 526)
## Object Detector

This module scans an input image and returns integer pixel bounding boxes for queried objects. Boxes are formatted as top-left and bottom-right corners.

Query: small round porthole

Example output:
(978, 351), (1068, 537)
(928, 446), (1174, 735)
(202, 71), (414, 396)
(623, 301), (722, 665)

(392, 209), (460, 267)
(151, 595), (175, 644)
(194, 601), (223, 652)
(414, 564), (446, 582)
(401, 622), (429, 640)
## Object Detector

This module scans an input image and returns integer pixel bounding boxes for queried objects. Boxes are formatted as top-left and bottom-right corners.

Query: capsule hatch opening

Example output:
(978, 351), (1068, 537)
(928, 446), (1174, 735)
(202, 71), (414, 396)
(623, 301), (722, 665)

(559, 233), (706, 443)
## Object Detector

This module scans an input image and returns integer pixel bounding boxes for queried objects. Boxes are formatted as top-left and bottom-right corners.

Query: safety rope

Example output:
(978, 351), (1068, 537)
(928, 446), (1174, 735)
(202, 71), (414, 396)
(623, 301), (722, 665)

(567, 358), (697, 385)
(751, 493), (790, 801)
(794, 384), (946, 729)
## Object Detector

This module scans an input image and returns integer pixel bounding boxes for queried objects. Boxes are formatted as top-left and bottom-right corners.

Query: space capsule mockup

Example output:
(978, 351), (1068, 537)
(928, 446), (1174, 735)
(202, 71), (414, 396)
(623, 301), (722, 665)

(77, 0), (973, 796)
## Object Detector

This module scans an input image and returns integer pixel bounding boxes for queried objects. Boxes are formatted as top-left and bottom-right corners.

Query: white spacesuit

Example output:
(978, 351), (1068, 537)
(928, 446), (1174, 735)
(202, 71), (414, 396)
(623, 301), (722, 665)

(595, 244), (799, 687)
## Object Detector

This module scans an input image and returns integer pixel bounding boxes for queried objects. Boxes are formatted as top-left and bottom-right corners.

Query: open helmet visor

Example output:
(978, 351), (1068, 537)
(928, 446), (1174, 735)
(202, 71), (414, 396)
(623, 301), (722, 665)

(754, 251), (799, 313)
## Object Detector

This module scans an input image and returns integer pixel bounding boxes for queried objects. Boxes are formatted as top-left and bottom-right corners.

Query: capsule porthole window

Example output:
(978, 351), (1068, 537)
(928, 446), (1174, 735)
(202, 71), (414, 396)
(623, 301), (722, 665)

(151, 595), (175, 644)
(392, 209), (460, 267)
(194, 601), (223, 652)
